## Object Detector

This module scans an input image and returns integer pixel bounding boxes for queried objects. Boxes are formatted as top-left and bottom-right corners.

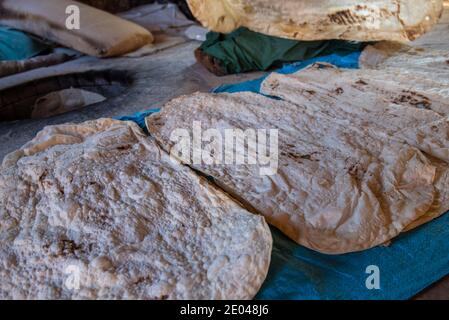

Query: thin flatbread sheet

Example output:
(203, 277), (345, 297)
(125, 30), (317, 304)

(146, 90), (441, 254)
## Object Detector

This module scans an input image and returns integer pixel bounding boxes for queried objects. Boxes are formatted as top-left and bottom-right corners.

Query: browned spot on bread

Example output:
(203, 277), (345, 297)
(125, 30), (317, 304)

(392, 90), (432, 110)
(328, 9), (365, 25)
(355, 79), (368, 86)
(335, 87), (344, 95)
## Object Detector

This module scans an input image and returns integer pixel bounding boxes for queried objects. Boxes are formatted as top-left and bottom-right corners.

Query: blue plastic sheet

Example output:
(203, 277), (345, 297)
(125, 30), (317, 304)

(118, 51), (449, 299)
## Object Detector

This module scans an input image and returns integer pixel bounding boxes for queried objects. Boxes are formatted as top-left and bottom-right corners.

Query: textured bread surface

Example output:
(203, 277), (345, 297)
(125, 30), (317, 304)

(0, 0), (153, 57)
(0, 119), (272, 299)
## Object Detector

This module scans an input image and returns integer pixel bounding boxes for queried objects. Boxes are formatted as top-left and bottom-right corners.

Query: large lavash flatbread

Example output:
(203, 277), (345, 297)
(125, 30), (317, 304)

(0, 119), (272, 299)
(260, 64), (449, 231)
(360, 42), (449, 98)
(187, 0), (443, 42)
(0, 0), (154, 57)
(146, 91), (438, 254)
(357, 44), (449, 229)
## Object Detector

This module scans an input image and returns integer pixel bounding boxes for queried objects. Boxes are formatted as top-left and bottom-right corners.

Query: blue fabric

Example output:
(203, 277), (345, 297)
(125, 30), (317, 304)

(116, 109), (160, 133)
(117, 52), (449, 299)
(257, 217), (449, 300)
(0, 27), (48, 61)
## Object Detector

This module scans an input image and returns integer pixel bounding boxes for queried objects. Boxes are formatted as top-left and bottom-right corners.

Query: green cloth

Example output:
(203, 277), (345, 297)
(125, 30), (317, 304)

(200, 27), (367, 74)
(0, 27), (48, 61)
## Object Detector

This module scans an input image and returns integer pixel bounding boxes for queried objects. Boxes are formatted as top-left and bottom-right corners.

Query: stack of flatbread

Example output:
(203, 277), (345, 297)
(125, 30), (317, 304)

(146, 47), (449, 254)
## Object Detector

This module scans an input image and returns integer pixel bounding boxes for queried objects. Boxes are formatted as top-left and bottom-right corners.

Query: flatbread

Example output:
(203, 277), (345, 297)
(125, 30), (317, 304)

(260, 64), (449, 232)
(146, 91), (439, 254)
(360, 43), (449, 98)
(0, 119), (272, 299)
(187, 0), (443, 42)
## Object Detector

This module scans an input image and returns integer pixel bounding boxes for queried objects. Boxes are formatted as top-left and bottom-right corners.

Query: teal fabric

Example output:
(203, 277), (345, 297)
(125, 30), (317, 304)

(118, 52), (449, 299)
(116, 109), (160, 133)
(200, 27), (366, 74)
(0, 27), (48, 61)
(257, 217), (449, 300)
